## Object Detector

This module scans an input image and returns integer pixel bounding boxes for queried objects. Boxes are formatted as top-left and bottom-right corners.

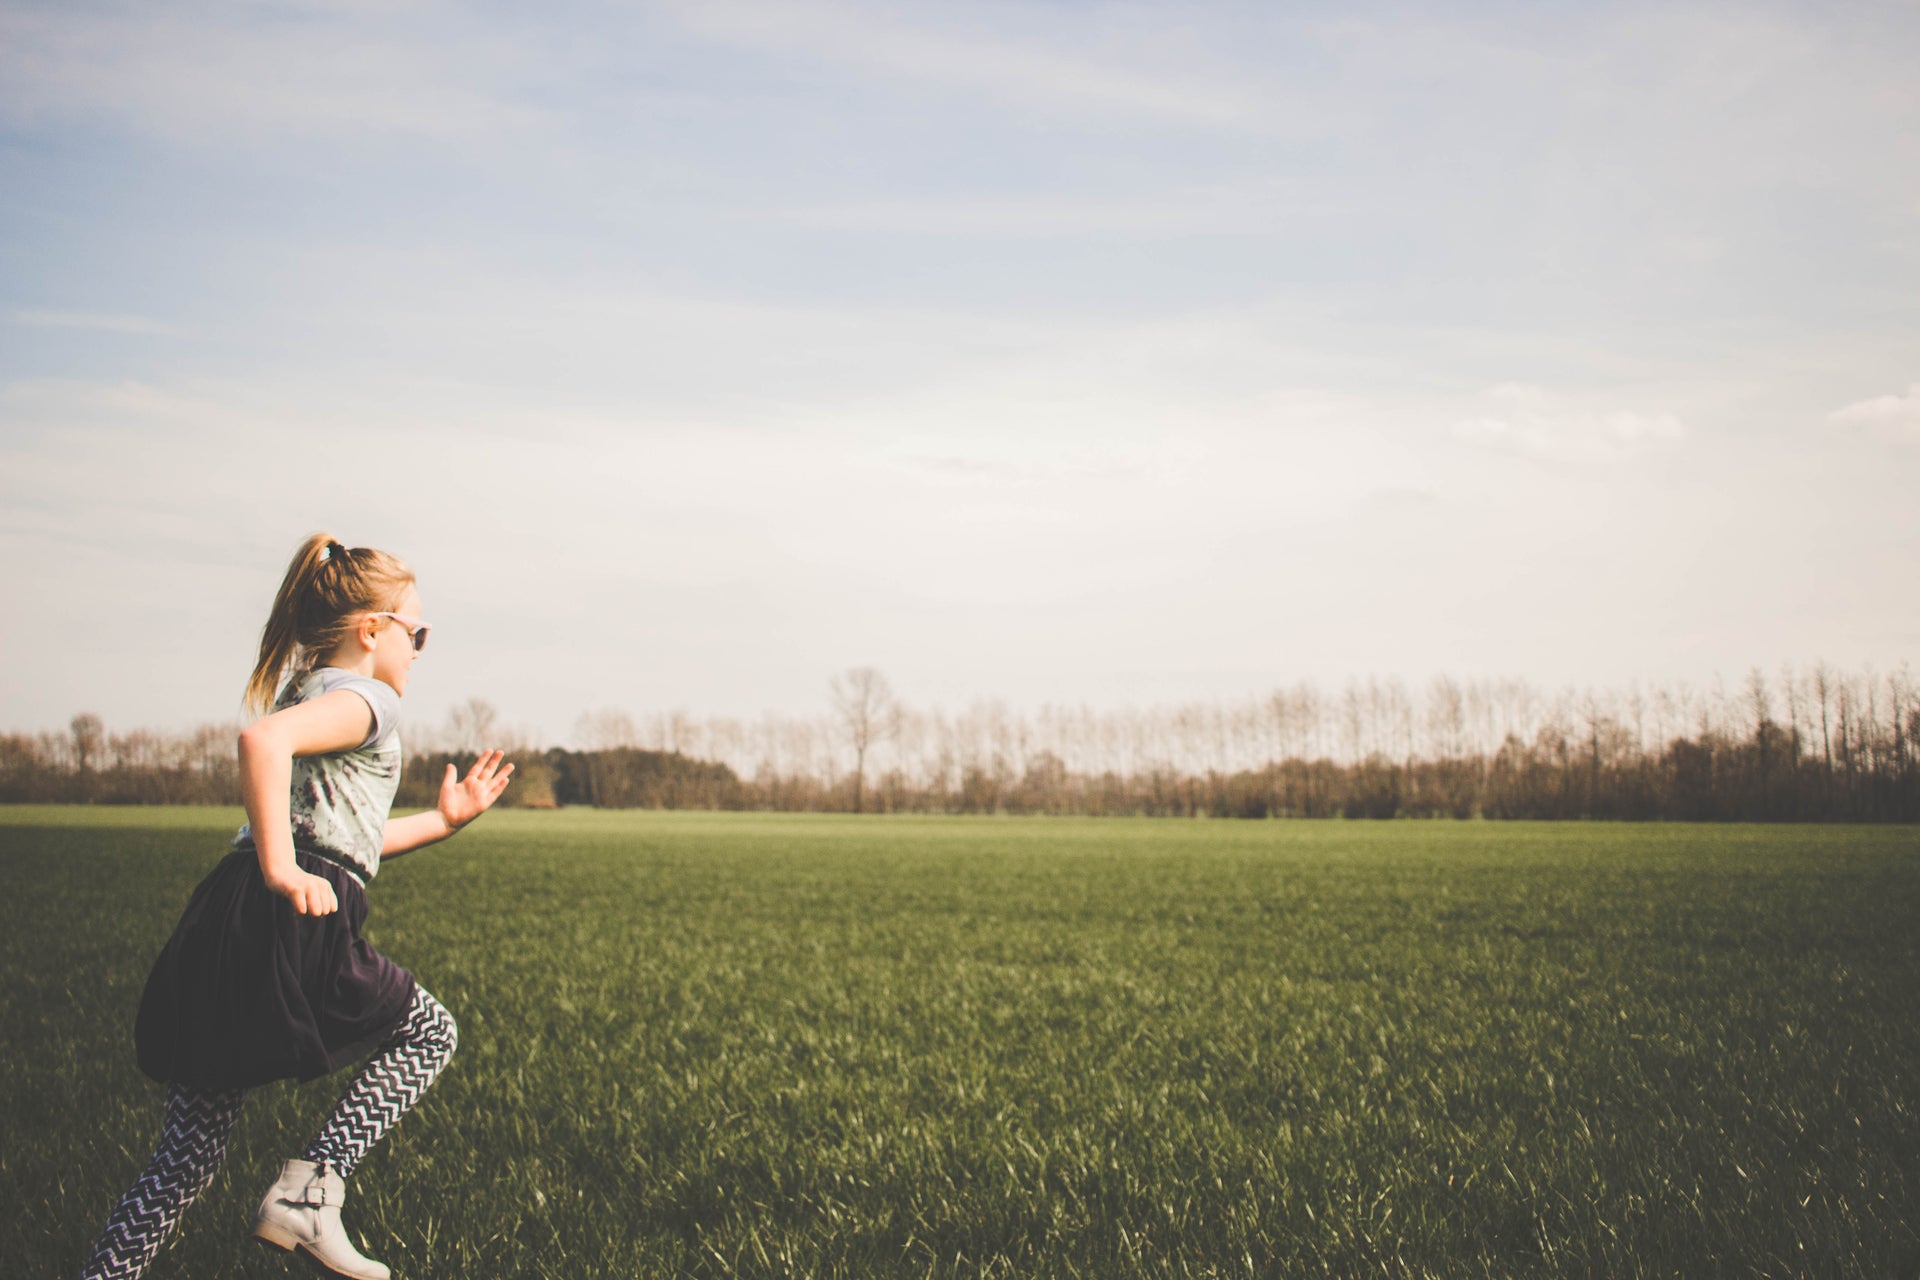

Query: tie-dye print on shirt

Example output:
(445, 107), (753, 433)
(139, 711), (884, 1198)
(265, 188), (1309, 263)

(232, 667), (402, 880)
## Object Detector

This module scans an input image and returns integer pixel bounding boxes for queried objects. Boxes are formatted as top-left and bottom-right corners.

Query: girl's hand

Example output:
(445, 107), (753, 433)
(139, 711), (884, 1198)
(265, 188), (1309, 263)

(265, 868), (339, 916)
(439, 749), (515, 832)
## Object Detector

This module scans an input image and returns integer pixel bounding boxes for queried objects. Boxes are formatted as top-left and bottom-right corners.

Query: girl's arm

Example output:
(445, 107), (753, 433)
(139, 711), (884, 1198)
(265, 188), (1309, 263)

(238, 689), (379, 917)
(381, 750), (514, 860)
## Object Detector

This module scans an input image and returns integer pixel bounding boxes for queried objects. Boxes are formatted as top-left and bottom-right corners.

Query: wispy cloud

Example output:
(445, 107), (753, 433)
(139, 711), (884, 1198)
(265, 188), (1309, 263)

(739, 179), (1322, 238)
(667, 0), (1252, 124)
(1453, 383), (1686, 463)
(0, 3), (544, 143)
(7, 308), (183, 337)
(1828, 382), (1920, 441)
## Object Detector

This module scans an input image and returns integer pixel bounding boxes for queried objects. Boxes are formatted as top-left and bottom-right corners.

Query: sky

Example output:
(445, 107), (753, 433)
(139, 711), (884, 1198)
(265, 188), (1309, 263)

(2, 0), (1917, 744)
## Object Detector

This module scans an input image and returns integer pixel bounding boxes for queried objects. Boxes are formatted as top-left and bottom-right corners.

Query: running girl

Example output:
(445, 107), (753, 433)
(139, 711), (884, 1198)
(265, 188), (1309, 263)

(79, 534), (512, 1280)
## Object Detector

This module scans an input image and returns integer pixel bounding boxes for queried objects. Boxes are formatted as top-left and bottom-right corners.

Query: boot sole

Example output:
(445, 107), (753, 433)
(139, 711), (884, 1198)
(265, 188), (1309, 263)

(252, 1225), (388, 1280)
(253, 1221), (300, 1252)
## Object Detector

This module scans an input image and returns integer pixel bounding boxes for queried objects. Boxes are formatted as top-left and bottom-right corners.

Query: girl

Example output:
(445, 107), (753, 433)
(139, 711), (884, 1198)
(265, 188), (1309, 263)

(79, 534), (513, 1280)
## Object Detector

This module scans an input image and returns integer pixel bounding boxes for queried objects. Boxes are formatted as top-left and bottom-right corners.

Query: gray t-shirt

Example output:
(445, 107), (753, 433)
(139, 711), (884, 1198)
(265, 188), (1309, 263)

(231, 667), (403, 881)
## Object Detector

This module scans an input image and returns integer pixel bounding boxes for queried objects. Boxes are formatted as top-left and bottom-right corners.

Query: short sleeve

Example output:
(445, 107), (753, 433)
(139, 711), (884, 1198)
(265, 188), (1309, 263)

(321, 672), (402, 749)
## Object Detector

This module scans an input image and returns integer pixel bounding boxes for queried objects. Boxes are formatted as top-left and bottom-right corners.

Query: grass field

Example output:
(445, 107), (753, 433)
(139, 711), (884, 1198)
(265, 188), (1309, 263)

(4, 807), (1917, 1279)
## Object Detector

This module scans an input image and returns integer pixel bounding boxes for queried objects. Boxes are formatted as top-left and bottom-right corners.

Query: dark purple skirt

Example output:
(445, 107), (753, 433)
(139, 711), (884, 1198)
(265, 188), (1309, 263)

(135, 848), (416, 1091)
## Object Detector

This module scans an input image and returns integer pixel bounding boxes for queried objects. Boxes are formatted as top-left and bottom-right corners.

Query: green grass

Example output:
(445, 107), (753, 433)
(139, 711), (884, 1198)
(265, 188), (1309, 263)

(4, 807), (1918, 1279)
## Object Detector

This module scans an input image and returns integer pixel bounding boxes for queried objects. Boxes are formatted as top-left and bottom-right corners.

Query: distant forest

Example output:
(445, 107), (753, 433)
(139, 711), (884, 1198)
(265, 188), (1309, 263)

(4, 665), (1917, 822)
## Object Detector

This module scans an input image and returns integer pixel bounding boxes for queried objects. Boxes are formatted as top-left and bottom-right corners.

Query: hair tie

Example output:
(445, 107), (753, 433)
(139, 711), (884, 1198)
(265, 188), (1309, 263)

(322, 540), (347, 563)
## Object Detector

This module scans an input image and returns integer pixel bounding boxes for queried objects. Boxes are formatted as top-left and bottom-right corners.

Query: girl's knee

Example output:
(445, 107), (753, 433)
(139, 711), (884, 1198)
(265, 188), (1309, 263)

(415, 989), (458, 1060)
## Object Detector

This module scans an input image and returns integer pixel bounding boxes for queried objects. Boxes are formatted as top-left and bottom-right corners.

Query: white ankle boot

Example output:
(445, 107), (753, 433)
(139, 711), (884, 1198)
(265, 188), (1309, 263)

(252, 1158), (391, 1280)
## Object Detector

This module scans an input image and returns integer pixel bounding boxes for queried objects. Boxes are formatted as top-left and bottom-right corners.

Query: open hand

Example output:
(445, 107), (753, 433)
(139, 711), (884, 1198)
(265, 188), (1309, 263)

(439, 749), (515, 831)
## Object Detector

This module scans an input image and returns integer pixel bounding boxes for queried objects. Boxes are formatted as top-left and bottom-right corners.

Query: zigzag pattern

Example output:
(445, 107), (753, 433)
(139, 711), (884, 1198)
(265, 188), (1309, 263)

(305, 986), (457, 1179)
(81, 1084), (245, 1280)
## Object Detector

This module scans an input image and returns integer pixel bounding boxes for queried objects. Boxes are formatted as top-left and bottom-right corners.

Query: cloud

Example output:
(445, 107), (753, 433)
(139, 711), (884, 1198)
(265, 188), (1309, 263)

(901, 454), (1025, 482)
(7, 308), (183, 337)
(738, 178), (1326, 239)
(667, 0), (1251, 124)
(0, 3), (543, 143)
(1827, 382), (1920, 441)
(1452, 383), (1686, 463)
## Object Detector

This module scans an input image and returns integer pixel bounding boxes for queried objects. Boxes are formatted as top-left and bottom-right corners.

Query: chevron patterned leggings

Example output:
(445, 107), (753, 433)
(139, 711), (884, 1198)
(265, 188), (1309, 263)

(79, 987), (456, 1280)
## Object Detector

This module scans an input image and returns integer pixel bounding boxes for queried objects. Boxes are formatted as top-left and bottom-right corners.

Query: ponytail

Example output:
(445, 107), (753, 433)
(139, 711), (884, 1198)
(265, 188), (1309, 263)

(245, 533), (417, 715)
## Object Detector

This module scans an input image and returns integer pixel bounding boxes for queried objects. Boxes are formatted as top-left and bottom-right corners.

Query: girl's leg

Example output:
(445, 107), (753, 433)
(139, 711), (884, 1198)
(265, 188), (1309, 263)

(249, 990), (454, 1280)
(79, 1083), (246, 1280)
(302, 986), (457, 1178)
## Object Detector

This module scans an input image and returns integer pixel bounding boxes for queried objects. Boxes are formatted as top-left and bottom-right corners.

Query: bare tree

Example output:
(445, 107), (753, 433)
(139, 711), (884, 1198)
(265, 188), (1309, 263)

(1426, 676), (1465, 762)
(70, 712), (104, 775)
(1814, 663), (1835, 800)
(573, 708), (637, 751)
(69, 711), (104, 801)
(831, 667), (899, 814)
(445, 697), (500, 753)
(1580, 691), (1606, 815)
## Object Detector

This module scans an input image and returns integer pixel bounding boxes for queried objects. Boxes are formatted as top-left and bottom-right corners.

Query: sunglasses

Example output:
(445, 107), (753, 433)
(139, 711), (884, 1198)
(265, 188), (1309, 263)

(369, 612), (432, 653)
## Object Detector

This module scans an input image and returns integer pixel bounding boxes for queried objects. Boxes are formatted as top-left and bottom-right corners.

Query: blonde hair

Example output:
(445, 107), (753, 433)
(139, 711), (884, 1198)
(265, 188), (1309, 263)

(245, 533), (416, 715)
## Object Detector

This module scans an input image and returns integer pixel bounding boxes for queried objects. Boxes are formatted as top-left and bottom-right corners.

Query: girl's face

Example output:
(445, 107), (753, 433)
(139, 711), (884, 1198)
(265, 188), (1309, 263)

(369, 584), (424, 697)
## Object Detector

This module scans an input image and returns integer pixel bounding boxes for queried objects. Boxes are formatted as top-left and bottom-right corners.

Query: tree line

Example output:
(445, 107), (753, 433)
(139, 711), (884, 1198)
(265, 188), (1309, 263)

(5, 664), (1916, 821)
